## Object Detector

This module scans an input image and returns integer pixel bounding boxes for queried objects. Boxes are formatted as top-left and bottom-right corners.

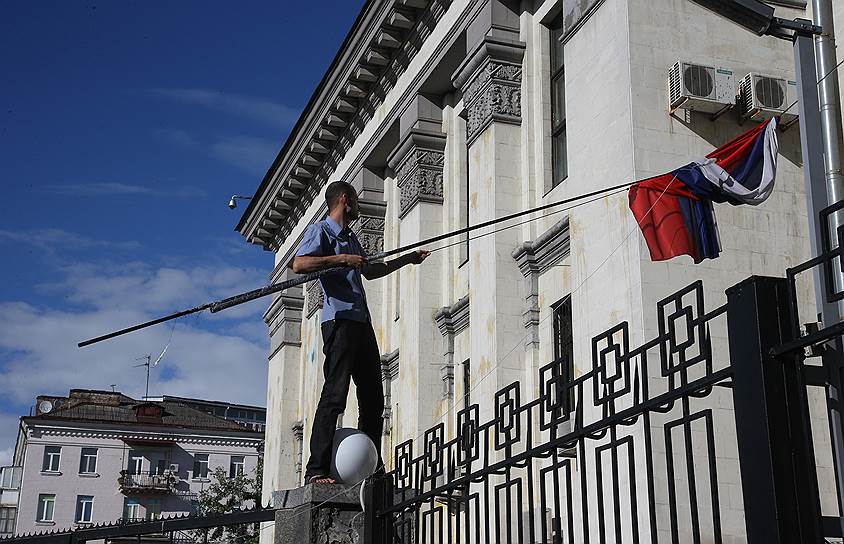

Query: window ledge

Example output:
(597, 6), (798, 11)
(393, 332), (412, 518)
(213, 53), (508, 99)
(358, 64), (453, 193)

(35, 521), (55, 526)
(40, 471), (62, 476)
(78, 473), (100, 478)
(74, 522), (93, 527)
(191, 478), (210, 483)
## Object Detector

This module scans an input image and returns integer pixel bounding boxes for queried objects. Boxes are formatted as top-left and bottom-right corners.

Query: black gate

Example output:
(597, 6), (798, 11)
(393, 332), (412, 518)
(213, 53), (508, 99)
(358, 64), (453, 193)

(367, 203), (844, 543)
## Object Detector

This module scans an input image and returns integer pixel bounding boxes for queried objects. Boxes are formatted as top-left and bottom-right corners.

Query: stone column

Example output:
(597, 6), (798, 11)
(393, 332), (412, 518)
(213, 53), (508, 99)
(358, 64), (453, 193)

(386, 93), (446, 447)
(261, 267), (304, 544)
(452, 26), (527, 423)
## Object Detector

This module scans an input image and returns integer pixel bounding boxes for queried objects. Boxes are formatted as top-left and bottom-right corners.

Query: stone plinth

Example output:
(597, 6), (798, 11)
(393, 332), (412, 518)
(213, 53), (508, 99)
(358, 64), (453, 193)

(273, 484), (363, 544)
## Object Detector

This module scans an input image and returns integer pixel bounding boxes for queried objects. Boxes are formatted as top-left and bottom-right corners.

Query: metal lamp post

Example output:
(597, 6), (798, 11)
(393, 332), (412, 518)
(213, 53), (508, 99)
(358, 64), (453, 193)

(691, 0), (843, 325)
(690, 1), (844, 540)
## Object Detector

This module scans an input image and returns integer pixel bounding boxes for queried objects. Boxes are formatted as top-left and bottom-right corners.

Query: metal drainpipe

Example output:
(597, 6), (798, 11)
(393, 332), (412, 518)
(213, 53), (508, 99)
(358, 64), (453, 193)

(813, 0), (844, 316)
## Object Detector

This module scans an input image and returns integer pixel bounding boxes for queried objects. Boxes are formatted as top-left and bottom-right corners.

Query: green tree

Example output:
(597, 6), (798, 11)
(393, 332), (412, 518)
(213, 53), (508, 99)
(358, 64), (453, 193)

(193, 460), (262, 544)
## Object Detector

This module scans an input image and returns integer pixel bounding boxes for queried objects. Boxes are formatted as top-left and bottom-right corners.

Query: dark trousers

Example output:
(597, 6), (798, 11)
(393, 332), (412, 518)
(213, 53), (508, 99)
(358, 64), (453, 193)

(305, 319), (385, 479)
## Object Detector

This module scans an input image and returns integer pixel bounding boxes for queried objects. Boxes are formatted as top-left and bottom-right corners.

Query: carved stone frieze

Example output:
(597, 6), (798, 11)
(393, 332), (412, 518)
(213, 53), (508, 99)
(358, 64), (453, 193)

(463, 59), (522, 145)
(395, 147), (445, 218)
(306, 281), (324, 318)
(352, 206), (386, 256)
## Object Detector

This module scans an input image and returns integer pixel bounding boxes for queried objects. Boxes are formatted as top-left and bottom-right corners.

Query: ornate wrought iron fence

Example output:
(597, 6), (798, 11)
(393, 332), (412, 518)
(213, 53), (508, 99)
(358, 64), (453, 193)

(369, 280), (757, 543)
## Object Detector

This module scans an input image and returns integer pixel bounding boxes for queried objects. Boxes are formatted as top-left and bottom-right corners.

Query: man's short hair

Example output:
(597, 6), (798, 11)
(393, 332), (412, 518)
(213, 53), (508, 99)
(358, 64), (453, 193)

(325, 181), (356, 210)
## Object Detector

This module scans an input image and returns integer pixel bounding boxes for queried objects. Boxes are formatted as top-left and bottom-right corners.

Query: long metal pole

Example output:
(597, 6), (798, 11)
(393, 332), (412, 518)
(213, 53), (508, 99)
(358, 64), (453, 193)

(795, 31), (844, 537)
(813, 0), (844, 311)
(795, 33), (839, 323)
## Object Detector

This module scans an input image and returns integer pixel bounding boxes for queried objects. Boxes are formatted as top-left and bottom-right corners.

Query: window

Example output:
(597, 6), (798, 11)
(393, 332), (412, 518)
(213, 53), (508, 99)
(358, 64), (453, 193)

(123, 499), (140, 521)
(41, 446), (61, 472)
(552, 296), (574, 413)
(0, 507), (16, 534)
(75, 496), (93, 524)
(193, 454), (209, 479)
(79, 448), (97, 474)
(229, 456), (245, 478)
(146, 499), (161, 520)
(549, 20), (568, 187)
(154, 459), (167, 475)
(127, 451), (143, 475)
(37, 494), (55, 522)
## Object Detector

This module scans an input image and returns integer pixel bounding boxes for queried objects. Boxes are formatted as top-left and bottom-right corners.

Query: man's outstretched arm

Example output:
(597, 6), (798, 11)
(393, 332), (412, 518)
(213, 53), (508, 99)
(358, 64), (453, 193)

(362, 250), (430, 280)
(292, 254), (366, 274)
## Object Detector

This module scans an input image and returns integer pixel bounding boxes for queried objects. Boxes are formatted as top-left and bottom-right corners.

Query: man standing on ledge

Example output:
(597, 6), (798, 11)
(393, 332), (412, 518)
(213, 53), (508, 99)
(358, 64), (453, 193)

(293, 180), (429, 484)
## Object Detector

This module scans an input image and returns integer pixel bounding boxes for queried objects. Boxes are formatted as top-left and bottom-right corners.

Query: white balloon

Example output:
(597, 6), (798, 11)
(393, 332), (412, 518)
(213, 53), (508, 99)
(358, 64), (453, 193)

(330, 428), (378, 485)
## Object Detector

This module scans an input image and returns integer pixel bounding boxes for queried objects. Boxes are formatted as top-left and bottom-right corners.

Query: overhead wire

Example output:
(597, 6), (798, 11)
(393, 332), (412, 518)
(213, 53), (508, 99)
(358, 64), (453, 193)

(281, 176), (677, 525)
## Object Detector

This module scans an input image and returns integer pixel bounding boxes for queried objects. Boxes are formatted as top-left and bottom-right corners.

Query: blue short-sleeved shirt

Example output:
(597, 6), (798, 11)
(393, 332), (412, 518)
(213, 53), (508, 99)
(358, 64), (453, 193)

(295, 217), (370, 323)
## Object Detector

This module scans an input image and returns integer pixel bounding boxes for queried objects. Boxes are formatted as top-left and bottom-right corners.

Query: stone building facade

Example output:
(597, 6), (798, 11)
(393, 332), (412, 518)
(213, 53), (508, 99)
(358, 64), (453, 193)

(237, 0), (833, 541)
(7, 389), (262, 537)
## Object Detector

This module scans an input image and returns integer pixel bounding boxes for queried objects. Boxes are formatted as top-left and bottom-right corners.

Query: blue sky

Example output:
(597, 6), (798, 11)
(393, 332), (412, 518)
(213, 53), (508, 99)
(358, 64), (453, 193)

(0, 1), (366, 463)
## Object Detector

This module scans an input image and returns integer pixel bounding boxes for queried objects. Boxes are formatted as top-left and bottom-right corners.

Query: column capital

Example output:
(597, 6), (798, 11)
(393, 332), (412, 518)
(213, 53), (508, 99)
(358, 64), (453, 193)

(387, 129), (447, 219)
(452, 36), (526, 145)
(352, 200), (387, 256)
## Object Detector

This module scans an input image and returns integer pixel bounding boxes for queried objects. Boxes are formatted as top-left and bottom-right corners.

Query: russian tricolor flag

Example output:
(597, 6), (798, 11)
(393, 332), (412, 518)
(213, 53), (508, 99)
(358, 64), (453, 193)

(628, 118), (778, 263)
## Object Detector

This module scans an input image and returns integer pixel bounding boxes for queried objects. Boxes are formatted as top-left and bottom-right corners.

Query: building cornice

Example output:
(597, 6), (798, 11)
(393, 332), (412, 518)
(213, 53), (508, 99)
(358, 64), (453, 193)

(25, 422), (263, 448)
(237, 0), (454, 250)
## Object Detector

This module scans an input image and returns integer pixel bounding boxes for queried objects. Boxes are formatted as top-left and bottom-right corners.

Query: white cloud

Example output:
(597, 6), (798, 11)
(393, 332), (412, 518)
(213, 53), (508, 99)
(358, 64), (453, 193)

(149, 88), (300, 130)
(0, 229), (141, 253)
(45, 182), (206, 198)
(0, 260), (272, 457)
(154, 128), (200, 149)
(211, 135), (278, 175)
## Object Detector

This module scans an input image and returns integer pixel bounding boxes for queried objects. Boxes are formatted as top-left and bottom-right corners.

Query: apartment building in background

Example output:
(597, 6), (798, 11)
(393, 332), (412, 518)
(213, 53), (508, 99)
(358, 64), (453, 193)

(142, 395), (266, 433)
(1, 389), (263, 538)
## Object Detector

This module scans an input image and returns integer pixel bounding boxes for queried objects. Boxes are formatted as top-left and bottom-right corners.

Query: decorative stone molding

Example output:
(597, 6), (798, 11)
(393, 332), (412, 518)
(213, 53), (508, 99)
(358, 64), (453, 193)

(33, 426), (262, 448)
(512, 219), (570, 350)
(292, 420), (304, 483)
(305, 281), (324, 318)
(351, 201), (387, 256)
(434, 295), (470, 399)
(389, 130), (447, 219)
(453, 37), (526, 146)
(264, 280), (304, 352)
(380, 349), (399, 436)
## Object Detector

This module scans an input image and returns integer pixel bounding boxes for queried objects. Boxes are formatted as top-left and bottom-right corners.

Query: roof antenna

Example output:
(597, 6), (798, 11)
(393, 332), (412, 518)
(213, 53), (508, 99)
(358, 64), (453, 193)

(133, 355), (152, 399)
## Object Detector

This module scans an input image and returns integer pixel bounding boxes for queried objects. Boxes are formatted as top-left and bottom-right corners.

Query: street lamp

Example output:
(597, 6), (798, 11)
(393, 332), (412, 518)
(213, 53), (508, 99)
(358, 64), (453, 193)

(228, 195), (252, 209)
(689, 0), (774, 35)
(689, 0), (820, 38)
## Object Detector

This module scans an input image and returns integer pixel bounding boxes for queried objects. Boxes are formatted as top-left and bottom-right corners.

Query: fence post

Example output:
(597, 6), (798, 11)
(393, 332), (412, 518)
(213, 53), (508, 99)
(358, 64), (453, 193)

(363, 475), (392, 544)
(727, 275), (822, 543)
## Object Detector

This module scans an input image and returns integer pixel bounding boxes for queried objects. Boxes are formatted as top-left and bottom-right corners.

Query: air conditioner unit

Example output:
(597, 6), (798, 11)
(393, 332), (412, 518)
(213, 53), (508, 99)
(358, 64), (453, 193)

(669, 61), (735, 115)
(739, 72), (798, 123)
(168, 463), (179, 473)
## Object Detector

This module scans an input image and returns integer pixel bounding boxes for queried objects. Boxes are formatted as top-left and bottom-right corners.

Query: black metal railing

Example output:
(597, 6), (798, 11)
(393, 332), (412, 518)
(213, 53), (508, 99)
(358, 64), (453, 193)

(118, 470), (177, 494)
(369, 280), (751, 543)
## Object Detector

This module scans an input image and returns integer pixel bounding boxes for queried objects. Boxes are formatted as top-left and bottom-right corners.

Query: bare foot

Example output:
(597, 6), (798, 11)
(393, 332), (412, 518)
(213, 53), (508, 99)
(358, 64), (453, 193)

(308, 475), (337, 484)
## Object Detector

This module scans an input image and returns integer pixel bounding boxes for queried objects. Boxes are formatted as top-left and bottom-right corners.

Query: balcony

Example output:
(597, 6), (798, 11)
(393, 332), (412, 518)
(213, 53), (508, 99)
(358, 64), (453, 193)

(118, 471), (176, 495)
